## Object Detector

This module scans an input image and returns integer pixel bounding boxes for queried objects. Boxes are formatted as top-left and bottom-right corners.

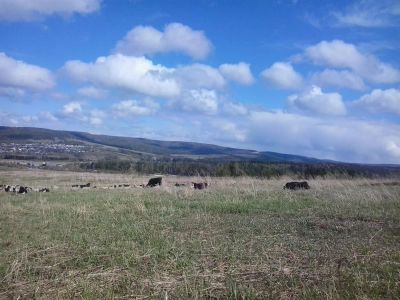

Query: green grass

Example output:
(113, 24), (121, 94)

(1, 171), (400, 299)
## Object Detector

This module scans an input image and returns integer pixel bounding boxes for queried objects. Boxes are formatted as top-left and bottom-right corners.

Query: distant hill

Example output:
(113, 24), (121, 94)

(1, 126), (399, 177)
(0, 126), (321, 163)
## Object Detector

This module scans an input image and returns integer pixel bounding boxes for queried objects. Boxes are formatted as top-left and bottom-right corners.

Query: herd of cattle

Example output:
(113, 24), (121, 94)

(0, 185), (50, 194)
(1, 177), (311, 195)
(69, 177), (210, 190)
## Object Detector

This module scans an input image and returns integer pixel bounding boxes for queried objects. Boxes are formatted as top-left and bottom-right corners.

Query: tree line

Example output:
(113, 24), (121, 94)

(78, 158), (400, 178)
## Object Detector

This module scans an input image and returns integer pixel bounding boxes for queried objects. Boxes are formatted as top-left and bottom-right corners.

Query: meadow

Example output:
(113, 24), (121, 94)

(0, 170), (399, 299)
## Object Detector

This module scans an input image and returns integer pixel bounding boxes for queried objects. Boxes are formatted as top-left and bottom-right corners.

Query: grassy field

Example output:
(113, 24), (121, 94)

(1, 170), (400, 299)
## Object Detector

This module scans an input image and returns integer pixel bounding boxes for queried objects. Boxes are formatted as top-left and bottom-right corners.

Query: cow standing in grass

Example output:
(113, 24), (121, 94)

(147, 177), (162, 187)
(192, 182), (208, 190)
(284, 181), (310, 190)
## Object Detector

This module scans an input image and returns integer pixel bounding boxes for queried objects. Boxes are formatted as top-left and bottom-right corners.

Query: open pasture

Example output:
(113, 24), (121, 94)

(1, 170), (400, 299)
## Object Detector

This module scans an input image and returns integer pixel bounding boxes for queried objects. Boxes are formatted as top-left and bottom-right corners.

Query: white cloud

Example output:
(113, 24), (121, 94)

(219, 62), (255, 85)
(247, 110), (400, 163)
(305, 40), (366, 69)
(115, 22), (212, 60)
(176, 63), (225, 90)
(63, 102), (82, 114)
(62, 54), (230, 102)
(354, 88), (400, 115)
(261, 62), (303, 90)
(21, 115), (39, 123)
(0, 52), (54, 92)
(287, 85), (347, 116)
(304, 40), (400, 84)
(0, 0), (101, 21)
(62, 54), (180, 98)
(77, 86), (108, 99)
(333, 0), (400, 28)
(0, 111), (58, 126)
(0, 87), (25, 98)
(215, 121), (247, 142)
(387, 141), (400, 158)
(39, 111), (58, 122)
(88, 109), (106, 126)
(223, 102), (248, 115)
(177, 89), (219, 115)
(311, 69), (367, 91)
(112, 99), (159, 117)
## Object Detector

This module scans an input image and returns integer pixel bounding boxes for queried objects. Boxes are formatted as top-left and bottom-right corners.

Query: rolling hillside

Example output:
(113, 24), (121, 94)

(0, 126), (320, 163)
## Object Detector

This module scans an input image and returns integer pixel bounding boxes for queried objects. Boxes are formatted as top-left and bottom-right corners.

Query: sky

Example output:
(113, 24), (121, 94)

(0, 0), (399, 164)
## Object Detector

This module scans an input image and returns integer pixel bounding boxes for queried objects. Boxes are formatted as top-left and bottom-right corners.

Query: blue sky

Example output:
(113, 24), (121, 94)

(0, 0), (400, 164)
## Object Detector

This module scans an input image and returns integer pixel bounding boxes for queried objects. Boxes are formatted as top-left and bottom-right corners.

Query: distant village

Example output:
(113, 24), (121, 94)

(0, 142), (88, 156)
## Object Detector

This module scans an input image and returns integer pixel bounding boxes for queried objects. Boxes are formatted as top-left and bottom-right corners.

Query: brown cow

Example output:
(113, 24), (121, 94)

(192, 182), (208, 190)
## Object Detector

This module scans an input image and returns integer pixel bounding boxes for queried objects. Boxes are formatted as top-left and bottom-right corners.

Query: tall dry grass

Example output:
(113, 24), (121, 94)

(0, 170), (399, 299)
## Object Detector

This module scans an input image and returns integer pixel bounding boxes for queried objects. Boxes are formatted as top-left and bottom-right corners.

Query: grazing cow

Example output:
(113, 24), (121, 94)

(79, 183), (91, 188)
(192, 182), (208, 190)
(147, 177), (162, 187)
(17, 186), (29, 194)
(175, 183), (186, 187)
(3, 185), (30, 194)
(72, 184), (79, 187)
(123, 184), (130, 187)
(39, 188), (50, 193)
(284, 181), (310, 190)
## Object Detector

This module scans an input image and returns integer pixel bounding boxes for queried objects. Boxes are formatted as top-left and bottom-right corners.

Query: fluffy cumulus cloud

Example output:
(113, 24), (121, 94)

(0, 0), (101, 21)
(63, 102), (82, 114)
(112, 99), (159, 117)
(115, 23), (212, 60)
(0, 52), (54, 94)
(62, 54), (180, 98)
(62, 54), (230, 99)
(177, 89), (219, 115)
(354, 88), (400, 115)
(333, 0), (400, 28)
(261, 62), (303, 90)
(176, 63), (225, 91)
(311, 69), (367, 91)
(219, 62), (255, 85)
(304, 40), (400, 84)
(287, 85), (347, 116)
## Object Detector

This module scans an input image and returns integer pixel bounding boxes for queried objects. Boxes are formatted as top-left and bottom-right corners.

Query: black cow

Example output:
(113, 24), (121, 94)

(192, 182), (208, 190)
(79, 183), (91, 188)
(17, 186), (29, 194)
(284, 181), (310, 190)
(175, 183), (186, 187)
(147, 177), (162, 187)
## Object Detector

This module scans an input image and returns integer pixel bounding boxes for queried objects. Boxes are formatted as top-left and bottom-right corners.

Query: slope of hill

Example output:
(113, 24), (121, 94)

(0, 126), (320, 163)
